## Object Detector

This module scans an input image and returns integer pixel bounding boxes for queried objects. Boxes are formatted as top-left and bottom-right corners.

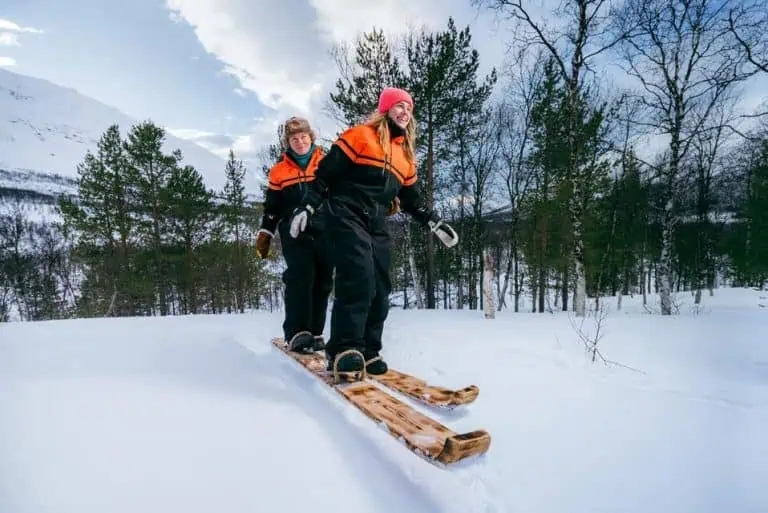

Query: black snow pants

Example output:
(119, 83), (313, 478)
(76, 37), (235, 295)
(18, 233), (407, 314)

(324, 209), (391, 361)
(278, 221), (334, 341)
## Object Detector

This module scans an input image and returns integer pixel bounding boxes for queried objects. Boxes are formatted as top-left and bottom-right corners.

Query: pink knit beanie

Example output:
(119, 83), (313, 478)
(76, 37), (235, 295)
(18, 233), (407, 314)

(378, 87), (414, 113)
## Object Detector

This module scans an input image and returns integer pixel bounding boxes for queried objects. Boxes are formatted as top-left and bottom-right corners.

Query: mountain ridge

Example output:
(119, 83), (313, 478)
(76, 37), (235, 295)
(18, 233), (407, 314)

(0, 68), (263, 205)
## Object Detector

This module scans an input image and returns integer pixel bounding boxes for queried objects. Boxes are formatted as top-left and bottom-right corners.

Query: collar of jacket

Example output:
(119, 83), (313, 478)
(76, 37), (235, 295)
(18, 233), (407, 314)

(284, 144), (320, 169)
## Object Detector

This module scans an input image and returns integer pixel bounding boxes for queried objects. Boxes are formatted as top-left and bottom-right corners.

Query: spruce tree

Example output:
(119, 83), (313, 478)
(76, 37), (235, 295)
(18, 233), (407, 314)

(405, 17), (496, 308)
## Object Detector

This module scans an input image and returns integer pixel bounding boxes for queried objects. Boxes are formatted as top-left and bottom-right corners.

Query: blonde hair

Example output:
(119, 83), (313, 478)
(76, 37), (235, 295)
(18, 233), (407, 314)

(363, 110), (417, 165)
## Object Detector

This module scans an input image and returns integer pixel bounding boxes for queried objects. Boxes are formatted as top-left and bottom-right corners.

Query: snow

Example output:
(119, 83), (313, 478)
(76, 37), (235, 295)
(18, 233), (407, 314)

(0, 68), (262, 196)
(0, 194), (62, 226)
(1, 288), (766, 513)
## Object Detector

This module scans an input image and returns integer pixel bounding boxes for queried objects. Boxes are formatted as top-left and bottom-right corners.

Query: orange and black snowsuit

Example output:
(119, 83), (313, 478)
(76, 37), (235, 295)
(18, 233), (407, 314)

(260, 145), (333, 342)
(300, 122), (436, 361)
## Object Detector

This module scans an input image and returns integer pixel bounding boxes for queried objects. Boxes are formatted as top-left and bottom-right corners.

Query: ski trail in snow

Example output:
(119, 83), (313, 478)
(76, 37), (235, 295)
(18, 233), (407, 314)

(0, 331), (468, 513)
(231, 337), (448, 513)
(239, 337), (507, 513)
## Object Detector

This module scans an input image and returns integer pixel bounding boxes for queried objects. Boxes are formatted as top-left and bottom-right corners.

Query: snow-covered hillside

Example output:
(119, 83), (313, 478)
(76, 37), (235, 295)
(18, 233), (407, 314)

(1, 288), (766, 513)
(0, 68), (247, 198)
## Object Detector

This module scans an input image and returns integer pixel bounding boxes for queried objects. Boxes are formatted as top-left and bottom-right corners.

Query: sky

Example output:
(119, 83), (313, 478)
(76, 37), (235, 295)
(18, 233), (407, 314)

(1, 0), (767, 171)
(0, 0), (507, 169)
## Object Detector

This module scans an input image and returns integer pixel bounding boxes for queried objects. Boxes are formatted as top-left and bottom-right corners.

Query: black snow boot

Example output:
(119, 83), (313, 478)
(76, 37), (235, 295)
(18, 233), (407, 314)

(326, 349), (365, 373)
(288, 331), (315, 353)
(313, 335), (326, 351)
(364, 351), (388, 375)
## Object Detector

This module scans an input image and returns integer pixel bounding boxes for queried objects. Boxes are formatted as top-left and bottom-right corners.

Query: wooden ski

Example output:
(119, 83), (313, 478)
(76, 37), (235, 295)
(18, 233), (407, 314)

(271, 337), (490, 466)
(369, 368), (479, 410)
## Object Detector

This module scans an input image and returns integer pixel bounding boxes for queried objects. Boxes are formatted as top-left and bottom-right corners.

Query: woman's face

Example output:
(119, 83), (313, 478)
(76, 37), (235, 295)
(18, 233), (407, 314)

(388, 101), (412, 129)
(288, 132), (312, 155)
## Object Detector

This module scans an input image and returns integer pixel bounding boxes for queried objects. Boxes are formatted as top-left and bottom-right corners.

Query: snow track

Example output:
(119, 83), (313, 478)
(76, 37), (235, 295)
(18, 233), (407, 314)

(0, 318), (498, 513)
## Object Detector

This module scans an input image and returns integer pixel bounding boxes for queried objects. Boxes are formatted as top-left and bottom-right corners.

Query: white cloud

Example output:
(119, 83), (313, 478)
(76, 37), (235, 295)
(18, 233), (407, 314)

(161, 0), (764, 187)
(167, 127), (266, 166)
(308, 0), (447, 43)
(164, 0), (504, 164)
(0, 32), (20, 46)
(0, 19), (43, 34)
(0, 18), (43, 67)
(165, 0), (328, 115)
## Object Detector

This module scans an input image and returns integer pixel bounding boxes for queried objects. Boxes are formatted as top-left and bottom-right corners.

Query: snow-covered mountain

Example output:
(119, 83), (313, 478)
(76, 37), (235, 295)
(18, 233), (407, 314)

(0, 68), (241, 203)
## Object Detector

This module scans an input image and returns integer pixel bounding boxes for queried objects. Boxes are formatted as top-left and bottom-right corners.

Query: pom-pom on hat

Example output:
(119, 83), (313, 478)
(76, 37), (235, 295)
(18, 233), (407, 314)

(378, 87), (414, 113)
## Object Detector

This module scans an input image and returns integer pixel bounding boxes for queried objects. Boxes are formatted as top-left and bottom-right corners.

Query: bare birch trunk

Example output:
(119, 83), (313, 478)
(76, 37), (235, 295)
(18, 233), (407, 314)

(106, 287), (118, 317)
(659, 197), (675, 315)
(483, 248), (495, 318)
(498, 241), (513, 311)
(405, 228), (424, 309)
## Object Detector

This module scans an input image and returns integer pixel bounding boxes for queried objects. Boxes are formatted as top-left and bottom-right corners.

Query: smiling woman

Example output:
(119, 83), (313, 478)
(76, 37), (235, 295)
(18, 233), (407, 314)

(256, 116), (333, 354)
(287, 87), (460, 376)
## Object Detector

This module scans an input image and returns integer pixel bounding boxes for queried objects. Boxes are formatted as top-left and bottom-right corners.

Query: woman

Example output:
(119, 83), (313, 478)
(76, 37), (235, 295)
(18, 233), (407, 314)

(256, 116), (333, 353)
(288, 88), (459, 375)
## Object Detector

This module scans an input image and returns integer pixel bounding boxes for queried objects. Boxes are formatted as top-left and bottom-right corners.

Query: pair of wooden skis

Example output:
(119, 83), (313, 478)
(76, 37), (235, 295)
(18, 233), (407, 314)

(272, 337), (490, 467)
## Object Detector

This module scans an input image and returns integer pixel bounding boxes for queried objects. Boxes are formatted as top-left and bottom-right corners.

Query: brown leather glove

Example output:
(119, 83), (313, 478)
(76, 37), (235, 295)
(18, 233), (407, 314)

(387, 196), (400, 216)
(256, 229), (273, 259)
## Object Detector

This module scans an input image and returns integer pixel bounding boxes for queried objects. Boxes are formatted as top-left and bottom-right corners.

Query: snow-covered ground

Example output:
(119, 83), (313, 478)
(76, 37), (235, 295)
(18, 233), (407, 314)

(0, 194), (62, 226)
(1, 288), (766, 513)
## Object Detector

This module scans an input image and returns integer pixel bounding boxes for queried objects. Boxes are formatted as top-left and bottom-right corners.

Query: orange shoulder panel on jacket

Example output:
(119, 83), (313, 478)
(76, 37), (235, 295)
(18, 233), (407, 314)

(334, 124), (417, 185)
(267, 146), (324, 190)
(334, 125), (380, 163)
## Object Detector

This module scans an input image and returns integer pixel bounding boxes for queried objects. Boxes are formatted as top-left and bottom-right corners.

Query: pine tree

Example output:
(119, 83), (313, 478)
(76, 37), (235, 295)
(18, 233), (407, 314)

(405, 17), (496, 308)
(59, 123), (137, 316)
(525, 60), (569, 312)
(328, 27), (407, 127)
(223, 149), (249, 313)
(166, 164), (214, 314)
(442, 21), (498, 310)
(743, 139), (768, 285)
(123, 120), (180, 316)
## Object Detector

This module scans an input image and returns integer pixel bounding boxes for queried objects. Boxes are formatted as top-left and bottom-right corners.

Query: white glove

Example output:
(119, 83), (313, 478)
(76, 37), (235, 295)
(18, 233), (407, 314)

(289, 205), (314, 238)
(428, 220), (459, 248)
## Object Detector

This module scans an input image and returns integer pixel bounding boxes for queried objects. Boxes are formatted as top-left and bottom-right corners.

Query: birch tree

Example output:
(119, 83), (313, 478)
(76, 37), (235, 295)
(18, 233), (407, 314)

(471, 0), (630, 317)
(497, 50), (543, 312)
(465, 106), (503, 310)
(612, 0), (760, 314)
(727, 1), (768, 74)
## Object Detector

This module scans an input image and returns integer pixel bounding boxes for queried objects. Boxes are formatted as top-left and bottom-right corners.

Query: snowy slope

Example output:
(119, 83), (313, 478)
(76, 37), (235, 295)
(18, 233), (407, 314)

(1, 288), (766, 513)
(0, 68), (242, 197)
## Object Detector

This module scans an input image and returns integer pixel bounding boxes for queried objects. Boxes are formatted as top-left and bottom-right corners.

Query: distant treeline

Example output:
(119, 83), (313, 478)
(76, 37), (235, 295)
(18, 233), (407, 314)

(2, 6), (768, 321)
